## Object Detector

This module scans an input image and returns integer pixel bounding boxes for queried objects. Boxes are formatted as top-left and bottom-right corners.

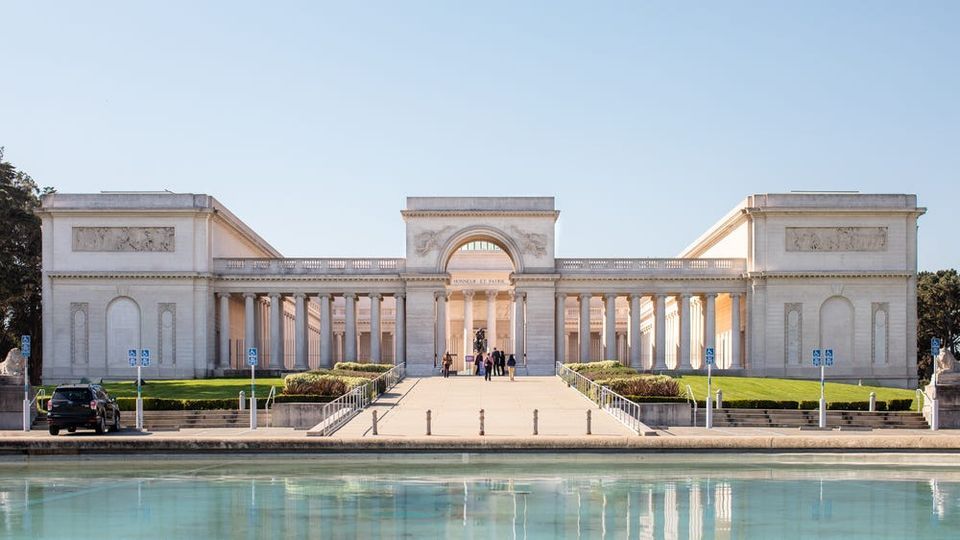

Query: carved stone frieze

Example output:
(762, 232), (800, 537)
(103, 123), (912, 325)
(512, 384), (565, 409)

(73, 227), (175, 252)
(785, 227), (887, 252)
(414, 226), (453, 256)
(510, 226), (547, 257)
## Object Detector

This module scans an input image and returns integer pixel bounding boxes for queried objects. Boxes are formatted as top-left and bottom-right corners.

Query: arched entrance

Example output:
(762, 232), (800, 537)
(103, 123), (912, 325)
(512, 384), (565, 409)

(440, 235), (518, 373)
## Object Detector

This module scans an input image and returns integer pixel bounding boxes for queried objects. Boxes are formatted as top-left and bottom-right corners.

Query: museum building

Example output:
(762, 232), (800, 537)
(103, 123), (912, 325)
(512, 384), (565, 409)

(39, 193), (924, 387)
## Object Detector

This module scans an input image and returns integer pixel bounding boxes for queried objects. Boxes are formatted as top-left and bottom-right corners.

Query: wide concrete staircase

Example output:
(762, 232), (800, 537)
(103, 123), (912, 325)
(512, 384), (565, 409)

(141, 410), (272, 431)
(702, 408), (928, 429)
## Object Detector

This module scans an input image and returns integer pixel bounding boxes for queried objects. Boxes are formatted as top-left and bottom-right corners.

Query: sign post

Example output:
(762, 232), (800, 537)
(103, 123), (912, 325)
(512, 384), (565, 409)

(813, 349), (832, 428)
(247, 348), (258, 430)
(138, 349), (151, 430)
(705, 347), (715, 429)
(21, 336), (31, 432)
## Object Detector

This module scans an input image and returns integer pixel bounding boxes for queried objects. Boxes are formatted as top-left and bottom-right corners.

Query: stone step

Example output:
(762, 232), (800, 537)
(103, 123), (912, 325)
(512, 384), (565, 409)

(699, 408), (928, 429)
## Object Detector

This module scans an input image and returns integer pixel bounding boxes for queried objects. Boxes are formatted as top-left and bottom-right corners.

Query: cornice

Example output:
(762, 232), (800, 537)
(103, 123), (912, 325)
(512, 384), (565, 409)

(48, 271), (213, 280)
(743, 207), (926, 217)
(747, 271), (913, 279)
(401, 210), (560, 221)
(217, 275), (405, 284)
(556, 275), (747, 283)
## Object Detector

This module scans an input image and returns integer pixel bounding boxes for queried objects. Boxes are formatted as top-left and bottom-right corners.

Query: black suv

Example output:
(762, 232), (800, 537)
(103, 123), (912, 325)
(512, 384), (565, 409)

(47, 384), (121, 435)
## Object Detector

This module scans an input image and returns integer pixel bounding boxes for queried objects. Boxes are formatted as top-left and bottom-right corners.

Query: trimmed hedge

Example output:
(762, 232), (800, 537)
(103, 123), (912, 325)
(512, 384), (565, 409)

(565, 360), (622, 373)
(114, 395), (335, 411)
(578, 366), (640, 381)
(596, 375), (681, 398)
(887, 399), (913, 411)
(283, 372), (368, 396)
(625, 397), (916, 411)
(333, 362), (393, 373)
(624, 396), (689, 403)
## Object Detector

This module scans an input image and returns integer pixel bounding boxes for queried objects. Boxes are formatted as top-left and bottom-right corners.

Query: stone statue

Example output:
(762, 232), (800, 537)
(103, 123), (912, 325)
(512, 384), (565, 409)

(935, 348), (958, 383)
(0, 348), (24, 377)
(474, 328), (486, 354)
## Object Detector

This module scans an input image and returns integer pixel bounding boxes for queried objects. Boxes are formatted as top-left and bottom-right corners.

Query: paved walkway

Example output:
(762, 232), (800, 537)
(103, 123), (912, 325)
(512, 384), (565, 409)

(335, 375), (634, 438)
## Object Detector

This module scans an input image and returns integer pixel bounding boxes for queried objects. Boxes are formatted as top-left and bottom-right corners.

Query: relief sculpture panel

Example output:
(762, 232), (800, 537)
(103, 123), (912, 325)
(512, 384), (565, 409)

(785, 227), (887, 252)
(73, 227), (175, 252)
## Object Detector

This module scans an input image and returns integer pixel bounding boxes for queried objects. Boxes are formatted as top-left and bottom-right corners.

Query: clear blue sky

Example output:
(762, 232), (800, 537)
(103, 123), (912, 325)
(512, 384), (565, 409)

(2, 2), (957, 270)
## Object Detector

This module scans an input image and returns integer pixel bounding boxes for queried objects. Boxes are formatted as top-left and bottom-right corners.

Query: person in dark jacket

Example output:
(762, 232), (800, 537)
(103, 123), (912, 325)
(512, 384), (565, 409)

(484, 355), (493, 381)
(474, 353), (483, 376)
(507, 354), (517, 381)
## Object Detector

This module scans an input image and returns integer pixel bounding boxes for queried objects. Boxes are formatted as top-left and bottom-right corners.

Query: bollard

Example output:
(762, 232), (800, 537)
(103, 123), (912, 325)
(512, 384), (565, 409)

(869, 392), (876, 412)
(586, 410), (592, 435)
(533, 409), (539, 435)
(239, 390), (245, 411)
(249, 396), (257, 430)
(479, 409), (485, 436)
(716, 389), (723, 409)
(372, 410), (378, 435)
(426, 409), (432, 436)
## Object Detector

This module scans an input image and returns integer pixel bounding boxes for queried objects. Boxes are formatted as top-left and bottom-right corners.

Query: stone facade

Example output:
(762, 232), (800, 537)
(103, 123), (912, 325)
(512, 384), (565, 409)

(38, 192), (925, 387)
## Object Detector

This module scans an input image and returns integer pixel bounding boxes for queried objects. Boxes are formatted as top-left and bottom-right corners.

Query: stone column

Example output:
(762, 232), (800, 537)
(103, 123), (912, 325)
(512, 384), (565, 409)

(486, 290), (497, 353)
(369, 293), (382, 363)
(555, 293), (566, 364)
(678, 293), (691, 370)
(334, 331), (343, 362)
(579, 294), (591, 362)
(318, 294), (332, 368)
(508, 291), (516, 356)
(462, 290), (474, 355)
(435, 291), (447, 362)
(395, 293), (406, 364)
(344, 293), (357, 362)
(731, 293), (742, 369)
(514, 291), (525, 363)
(293, 293), (308, 370)
(269, 293), (283, 369)
(654, 294), (667, 370)
(218, 292), (231, 368)
(243, 293), (256, 358)
(629, 294), (642, 368)
(604, 294), (617, 361)
(704, 293), (717, 356)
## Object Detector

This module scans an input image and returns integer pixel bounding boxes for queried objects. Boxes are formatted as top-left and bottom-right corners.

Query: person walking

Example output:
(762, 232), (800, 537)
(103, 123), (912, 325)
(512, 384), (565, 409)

(496, 349), (506, 376)
(442, 352), (453, 378)
(507, 354), (517, 381)
(484, 354), (493, 381)
(474, 353), (483, 376)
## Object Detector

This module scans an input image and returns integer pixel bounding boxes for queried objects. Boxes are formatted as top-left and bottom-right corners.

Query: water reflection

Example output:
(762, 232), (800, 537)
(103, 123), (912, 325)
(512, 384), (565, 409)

(0, 457), (958, 539)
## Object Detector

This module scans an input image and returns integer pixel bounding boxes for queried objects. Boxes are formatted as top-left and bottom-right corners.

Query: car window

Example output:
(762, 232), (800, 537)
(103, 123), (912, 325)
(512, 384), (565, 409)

(53, 389), (92, 402)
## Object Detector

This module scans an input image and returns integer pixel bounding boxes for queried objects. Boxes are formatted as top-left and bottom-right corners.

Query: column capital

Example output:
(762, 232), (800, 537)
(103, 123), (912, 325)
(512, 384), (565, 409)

(242, 292), (257, 300)
(603, 293), (617, 302)
(395, 292), (406, 300)
(556, 292), (567, 301)
(216, 292), (232, 299)
(578, 293), (591, 301)
(486, 290), (498, 299)
(678, 293), (692, 300)
(268, 292), (282, 300)
(343, 292), (357, 301)
(369, 292), (382, 301)
(654, 293), (667, 301)
(629, 293), (643, 302)
(462, 290), (474, 300)
(434, 290), (447, 301)
(293, 292), (307, 299)
(317, 292), (331, 300)
(701, 292), (718, 300)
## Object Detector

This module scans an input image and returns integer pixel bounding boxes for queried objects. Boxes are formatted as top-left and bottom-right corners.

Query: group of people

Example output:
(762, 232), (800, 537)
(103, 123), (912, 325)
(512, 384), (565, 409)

(441, 348), (517, 381)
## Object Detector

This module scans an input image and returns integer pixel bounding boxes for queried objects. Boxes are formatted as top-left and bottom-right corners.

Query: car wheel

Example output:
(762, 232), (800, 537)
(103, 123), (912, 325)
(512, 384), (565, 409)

(95, 415), (106, 435)
(67, 427), (76, 433)
(49, 426), (59, 436)
(111, 412), (121, 433)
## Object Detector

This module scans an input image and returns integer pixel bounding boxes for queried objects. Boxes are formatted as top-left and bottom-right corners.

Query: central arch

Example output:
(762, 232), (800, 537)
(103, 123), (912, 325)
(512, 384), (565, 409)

(435, 225), (525, 274)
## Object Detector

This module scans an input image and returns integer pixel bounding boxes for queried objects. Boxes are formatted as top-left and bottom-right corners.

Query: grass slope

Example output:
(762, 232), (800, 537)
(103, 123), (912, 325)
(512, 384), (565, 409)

(676, 375), (918, 409)
(42, 378), (286, 400)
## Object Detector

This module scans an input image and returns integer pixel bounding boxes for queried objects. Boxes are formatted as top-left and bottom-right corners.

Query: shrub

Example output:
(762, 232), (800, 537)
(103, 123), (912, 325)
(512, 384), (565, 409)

(333, 362), (393, 373)
(625, 396), (690, 404)
(722, 400), (800, 409)
(887, 398), (914, 411)
(327, 369), (382, 379)
(578, 366), (639, 381)
(282, 372), (368, 396)
(596, 375), (681, 397)
(113, 396), (333, 410)
(799, 400), (819, 410)
(565, 360), (622, 372)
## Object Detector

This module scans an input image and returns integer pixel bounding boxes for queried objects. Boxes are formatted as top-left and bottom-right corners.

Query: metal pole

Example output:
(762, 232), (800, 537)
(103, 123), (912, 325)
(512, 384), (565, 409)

(533, 409), (538, 435)
(22, 349), (29, 432)
(586, 409), (592, 435)
(136, 362), (143, 431)
(250, 363), (257, 430)
(239, 391), (245, 411)
(372, 410), (378, 435)
(706, 363), (713, 429)
(818, 364), (826, 429)
(426, 409), (432, 436)
(479, 409), (485, 436)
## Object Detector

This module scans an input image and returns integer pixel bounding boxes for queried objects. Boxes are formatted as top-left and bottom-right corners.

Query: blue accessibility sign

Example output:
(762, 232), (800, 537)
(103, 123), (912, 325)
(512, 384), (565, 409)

(932, 338), (941, 357)
(812, 349), (822, 367)
(247, 347), (258, 367)
(824, 349), (834, 367)
(128, 349), (138, 367)
(21, 336), (31, 358)
(140, 349), (151, 367)
(705, 347), (715, 366)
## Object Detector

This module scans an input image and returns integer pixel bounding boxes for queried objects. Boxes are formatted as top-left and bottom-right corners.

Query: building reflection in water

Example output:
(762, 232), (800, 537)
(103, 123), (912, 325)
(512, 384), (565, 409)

(0, 465), (959, 538)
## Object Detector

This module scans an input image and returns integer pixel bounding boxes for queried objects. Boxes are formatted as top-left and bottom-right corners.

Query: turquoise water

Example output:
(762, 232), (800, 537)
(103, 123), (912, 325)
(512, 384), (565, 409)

(0, 455), (958, 539)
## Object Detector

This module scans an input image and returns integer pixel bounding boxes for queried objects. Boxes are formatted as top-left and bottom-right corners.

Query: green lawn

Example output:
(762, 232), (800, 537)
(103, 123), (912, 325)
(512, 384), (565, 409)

(41, 378), (286, 400)
(676, 375), (918, 409)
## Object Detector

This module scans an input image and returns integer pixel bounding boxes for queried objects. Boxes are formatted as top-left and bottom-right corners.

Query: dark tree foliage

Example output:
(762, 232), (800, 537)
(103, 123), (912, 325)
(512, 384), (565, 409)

(0, 148), (52, 384)
(917, 269), (960, 385)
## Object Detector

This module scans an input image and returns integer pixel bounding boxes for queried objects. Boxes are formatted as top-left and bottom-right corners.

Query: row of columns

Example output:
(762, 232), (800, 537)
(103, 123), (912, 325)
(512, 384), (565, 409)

(556, 292), (743, 369)
(217, 292), (405, 370)
(435, 289), (526, 361)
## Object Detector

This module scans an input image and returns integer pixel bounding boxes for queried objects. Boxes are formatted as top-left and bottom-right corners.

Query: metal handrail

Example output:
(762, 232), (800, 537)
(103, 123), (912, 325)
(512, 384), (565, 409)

(556, 362), (652, 435)
(685, 385), (699, 426)
(33, 388), (47, 413)
(315, 362), (406, 436)
(265, 386), (277, 412)
(916, 388), (925, 413)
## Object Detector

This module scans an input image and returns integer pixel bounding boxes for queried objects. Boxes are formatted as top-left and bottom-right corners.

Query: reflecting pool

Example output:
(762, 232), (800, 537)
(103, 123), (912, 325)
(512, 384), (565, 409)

(1, 454), (959, 539)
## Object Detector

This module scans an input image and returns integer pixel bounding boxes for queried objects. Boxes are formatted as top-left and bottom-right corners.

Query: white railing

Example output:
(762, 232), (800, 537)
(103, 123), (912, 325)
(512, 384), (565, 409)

(313, 362), (406, 436)
(32, 389), (47, 412)
(264, 386), (278, 412)
(556, 258), (746, 275)
(555, 362), (655, 435)
(685, 384), (699, 426)
(214, 258), (406, 275)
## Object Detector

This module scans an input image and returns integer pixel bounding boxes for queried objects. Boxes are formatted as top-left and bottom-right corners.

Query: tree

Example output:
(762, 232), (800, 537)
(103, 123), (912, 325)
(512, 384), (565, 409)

(0, 148), (52, 384)
(917, 269), (960, 384)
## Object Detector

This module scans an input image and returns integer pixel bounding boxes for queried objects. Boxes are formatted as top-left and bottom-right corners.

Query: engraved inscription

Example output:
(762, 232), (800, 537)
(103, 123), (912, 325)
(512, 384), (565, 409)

(785, 227), (887, 252)
(73, 227), (175, 252)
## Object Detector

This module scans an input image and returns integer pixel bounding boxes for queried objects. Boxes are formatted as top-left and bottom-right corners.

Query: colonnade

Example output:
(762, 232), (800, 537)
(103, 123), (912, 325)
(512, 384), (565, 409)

(216, 292), (405, 370)
(556, 292), (745, 370)
(434, 289), (526, 365)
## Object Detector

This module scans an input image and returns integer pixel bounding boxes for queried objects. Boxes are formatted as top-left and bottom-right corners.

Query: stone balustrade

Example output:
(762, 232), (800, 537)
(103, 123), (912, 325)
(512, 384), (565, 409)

(215, 258), (406, 275)
(555, 258), (746, 275)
